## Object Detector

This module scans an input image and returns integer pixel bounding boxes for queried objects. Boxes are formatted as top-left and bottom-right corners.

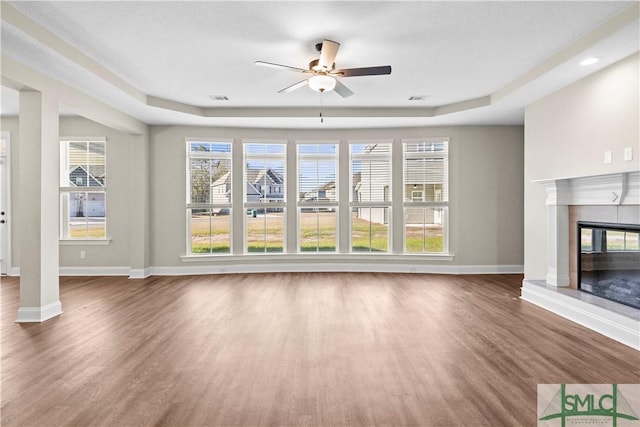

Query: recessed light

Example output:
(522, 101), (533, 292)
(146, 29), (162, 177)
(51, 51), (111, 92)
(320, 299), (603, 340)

(409, 95), (430, 101)
(207, 95), (229, 101)
(579, 57), (600, 66)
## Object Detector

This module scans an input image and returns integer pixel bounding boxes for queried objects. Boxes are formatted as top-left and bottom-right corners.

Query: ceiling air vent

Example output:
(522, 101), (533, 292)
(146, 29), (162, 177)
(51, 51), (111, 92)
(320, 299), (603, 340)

(208, 95), (229, 101)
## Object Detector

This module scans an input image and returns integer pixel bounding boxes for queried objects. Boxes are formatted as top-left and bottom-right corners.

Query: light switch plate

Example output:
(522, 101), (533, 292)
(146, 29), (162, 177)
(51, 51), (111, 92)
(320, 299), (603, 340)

(624, 147), (633, 161)
(604, 150), (612, 164)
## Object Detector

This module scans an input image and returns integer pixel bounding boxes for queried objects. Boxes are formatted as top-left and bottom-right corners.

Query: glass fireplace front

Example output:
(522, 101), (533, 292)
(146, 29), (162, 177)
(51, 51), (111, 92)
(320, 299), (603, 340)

(578, 221), (640, 309)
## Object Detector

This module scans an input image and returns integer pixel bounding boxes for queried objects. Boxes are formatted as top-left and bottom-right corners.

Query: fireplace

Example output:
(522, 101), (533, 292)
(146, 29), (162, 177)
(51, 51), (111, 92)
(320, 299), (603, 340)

(578, 221), (640, 309)
(521, 170), (640, 350)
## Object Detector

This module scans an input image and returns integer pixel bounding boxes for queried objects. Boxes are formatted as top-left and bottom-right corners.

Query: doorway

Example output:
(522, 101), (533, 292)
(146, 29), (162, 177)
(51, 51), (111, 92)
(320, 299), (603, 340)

(0, 131), (10, 275)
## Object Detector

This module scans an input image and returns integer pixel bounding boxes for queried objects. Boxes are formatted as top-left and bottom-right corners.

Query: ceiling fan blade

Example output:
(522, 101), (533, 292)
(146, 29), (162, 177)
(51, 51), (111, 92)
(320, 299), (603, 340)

(255, 61), (308, 73)
(278, 79), (309, 94)
(333, 80), (354, 98)
(334, 65), (392, 77)
(318, 39), (340, 69)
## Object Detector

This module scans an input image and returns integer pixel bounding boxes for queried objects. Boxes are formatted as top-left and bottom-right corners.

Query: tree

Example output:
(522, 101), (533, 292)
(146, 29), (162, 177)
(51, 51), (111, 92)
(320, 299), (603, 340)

(189, 159), (229, 204)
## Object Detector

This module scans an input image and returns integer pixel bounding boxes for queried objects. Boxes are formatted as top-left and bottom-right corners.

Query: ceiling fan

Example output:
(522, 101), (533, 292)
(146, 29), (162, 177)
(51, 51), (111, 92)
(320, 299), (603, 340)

(255, 39), (392, 98)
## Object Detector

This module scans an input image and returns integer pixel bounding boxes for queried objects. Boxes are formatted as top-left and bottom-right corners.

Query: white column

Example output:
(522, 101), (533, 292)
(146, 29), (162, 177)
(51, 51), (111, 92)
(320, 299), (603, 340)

(16, 90), (62, 322)
(129, 130), (150, 278)
(545, 180), (570, 287)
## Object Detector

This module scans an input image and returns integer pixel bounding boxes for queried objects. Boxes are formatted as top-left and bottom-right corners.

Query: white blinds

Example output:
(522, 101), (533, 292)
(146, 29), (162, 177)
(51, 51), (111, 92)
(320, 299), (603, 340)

(187, 141), (231, 205)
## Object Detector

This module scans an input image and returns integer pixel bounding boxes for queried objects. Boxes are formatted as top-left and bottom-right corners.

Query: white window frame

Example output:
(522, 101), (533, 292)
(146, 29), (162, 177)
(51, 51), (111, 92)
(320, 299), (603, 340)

(296, 141), (339, 252)
(186, 138), (233, 255)
(182, 136), (452, 259)
(243, 140), (287, 254)
(349, 140), (392, 253)
(402, 138), (449, 254)
(59, 137), (107, 241)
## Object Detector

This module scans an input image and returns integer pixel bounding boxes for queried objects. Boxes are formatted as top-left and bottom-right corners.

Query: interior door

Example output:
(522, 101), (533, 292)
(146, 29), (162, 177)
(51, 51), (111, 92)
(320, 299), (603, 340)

(0, 132), (9, 275)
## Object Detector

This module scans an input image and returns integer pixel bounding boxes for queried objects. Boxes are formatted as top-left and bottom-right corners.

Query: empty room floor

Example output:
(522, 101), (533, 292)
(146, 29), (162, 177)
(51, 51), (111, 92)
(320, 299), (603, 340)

(1, 273), (638, 426)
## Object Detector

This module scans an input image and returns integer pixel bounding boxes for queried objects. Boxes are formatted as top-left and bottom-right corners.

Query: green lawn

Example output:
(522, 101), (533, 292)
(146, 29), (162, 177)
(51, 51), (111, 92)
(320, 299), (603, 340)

(190, 212), (443, 254)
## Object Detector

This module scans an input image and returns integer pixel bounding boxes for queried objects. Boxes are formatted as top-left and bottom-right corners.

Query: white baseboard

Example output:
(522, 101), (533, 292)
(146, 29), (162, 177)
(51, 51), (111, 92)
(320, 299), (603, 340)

(15, 300), (63, 323)
(129, 267), (152, 279)
(59, 266), (131, 276)
(521, 279), (640, 351)
(151, 263), (523, 276)
(456, 264), (523, 274)
(8, 263), (523, 277)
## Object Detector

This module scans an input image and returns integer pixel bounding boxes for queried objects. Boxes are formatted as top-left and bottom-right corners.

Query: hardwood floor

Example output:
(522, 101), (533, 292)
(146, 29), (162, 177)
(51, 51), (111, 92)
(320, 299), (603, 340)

(1, 273), (638, 426)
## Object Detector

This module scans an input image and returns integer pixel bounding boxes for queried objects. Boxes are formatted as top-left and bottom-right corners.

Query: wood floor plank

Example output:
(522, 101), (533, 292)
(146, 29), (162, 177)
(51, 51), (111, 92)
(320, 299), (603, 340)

(1, 273), (638, 426)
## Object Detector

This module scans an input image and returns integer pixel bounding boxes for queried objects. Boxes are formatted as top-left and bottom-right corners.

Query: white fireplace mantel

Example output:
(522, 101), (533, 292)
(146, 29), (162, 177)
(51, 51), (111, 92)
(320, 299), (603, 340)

(534, 170), (639, 287)
(534, 170), (640, 207)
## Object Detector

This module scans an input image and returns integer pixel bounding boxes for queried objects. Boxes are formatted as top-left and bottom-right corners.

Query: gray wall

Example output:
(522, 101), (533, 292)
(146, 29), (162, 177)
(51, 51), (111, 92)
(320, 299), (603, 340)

(2, 116), (134, 270)
(150, 125), (524, 268)
(2, 117), (524, 272)
(524, 53), (640, 279)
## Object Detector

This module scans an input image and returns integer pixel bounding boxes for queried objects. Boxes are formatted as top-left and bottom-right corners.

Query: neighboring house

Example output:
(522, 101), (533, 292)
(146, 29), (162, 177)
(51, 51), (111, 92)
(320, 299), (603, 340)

(302, 181), (335, 202)
(300, 181), (337, 212)
(68, 165), (106, 217)
(211, 168), (284, 213)
(351, 172), (361, 210)
(356, 144), (445, 225)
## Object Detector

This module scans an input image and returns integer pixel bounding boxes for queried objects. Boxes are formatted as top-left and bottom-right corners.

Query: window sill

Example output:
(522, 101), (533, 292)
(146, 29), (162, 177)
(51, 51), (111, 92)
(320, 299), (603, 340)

(60, 239), (112, 246)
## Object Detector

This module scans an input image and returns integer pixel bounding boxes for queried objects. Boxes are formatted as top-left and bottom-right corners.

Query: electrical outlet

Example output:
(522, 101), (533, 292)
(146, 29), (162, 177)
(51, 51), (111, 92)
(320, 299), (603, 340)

(80, 250), (86, 259)
(624, 147), (633, 161)
(604, 150), (612, 164)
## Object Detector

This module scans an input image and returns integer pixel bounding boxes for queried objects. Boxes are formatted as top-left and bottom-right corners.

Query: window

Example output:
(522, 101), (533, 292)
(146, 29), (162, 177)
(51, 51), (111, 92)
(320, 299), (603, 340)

(59, 139), (106, 239)
(187, 141), (232, 254)
(350, 142), (391, 252)
(244, 142), (286, 253)
(403, 140), (449, 253)
(297, 143), (338, 252)
(185, 137), (450, 257)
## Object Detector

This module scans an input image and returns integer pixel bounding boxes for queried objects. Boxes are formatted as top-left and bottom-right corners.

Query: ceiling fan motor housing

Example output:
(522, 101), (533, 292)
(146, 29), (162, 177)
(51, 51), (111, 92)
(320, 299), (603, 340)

(309, 58), (335, 73)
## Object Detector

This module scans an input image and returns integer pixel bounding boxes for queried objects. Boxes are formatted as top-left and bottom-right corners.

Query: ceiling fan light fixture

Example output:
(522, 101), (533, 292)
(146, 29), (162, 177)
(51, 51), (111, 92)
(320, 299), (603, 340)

(308, 75), (336, 93)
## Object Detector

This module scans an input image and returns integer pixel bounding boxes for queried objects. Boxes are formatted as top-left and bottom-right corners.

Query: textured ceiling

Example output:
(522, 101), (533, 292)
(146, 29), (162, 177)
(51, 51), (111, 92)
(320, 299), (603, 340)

(1, 1), (638, 129)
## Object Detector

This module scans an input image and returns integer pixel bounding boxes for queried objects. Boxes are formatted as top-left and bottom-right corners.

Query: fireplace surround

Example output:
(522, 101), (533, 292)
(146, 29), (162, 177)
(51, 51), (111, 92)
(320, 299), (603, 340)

(521, 170), (640, 350)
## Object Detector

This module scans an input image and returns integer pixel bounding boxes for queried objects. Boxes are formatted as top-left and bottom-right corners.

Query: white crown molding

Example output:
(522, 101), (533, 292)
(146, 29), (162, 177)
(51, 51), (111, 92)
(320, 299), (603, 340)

(15, 300), (63, 323)
(1, 55), (146, 135)
(492, 2), (640, 102)
(4, 0), (637, 122)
